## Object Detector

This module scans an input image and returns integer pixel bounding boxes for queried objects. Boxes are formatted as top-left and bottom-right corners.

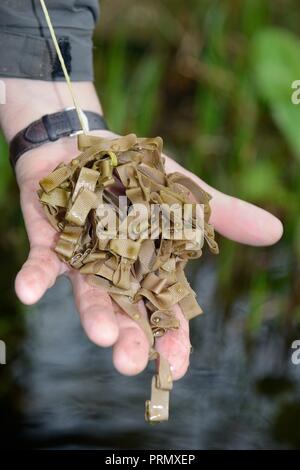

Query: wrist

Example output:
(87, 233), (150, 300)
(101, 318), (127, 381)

(15, 129), (117, 187)
(0, 78), (103, 142)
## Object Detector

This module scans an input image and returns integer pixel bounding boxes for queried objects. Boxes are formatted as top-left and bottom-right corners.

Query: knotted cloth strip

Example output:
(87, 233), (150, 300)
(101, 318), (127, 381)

(38, 133), (219, 423)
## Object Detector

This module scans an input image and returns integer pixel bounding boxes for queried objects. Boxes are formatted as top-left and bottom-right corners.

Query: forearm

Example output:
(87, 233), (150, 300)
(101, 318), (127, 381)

(0, 78), (108, 187)
(0, 78), (103, 143)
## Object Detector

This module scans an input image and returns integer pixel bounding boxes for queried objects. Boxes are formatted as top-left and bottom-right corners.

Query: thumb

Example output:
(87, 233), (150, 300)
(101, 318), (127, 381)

(15, 245), (63, 305)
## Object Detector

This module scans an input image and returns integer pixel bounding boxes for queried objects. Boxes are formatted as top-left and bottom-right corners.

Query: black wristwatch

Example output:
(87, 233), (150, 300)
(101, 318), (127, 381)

(9, 107), (109, 167)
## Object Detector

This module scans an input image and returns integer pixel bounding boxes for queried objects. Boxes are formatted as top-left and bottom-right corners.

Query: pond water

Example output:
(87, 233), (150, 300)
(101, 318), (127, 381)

(2, 259), (300, 449)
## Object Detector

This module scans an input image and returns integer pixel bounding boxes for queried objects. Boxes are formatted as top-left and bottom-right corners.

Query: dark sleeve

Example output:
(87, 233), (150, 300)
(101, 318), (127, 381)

(0, 0), (100, 81)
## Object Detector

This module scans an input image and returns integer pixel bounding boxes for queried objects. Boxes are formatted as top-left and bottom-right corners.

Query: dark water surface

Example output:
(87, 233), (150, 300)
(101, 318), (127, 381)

(3, 260), (300, 450)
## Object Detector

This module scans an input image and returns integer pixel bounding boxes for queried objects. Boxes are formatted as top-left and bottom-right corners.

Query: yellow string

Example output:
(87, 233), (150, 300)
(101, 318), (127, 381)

(39, 0), (88, 134)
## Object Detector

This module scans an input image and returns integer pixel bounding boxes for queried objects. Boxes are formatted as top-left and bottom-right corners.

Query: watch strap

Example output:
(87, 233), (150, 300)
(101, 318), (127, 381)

(9, 108), (109, 167)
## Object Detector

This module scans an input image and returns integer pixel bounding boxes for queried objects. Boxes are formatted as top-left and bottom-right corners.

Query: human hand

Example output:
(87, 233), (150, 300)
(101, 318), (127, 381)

(1, 79), (283, 381)
(15, 129), (283, 381)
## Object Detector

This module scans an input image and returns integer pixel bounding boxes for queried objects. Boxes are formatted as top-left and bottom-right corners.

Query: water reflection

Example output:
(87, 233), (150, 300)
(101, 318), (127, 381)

(0, 260), (297, 449)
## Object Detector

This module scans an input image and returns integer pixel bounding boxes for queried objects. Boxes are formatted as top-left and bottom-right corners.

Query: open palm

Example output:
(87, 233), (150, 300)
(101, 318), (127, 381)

(15, 131), (283, 380)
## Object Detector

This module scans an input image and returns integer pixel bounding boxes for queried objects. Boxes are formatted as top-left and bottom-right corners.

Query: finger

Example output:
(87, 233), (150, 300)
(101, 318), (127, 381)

(164, 157), (283, 246)
(208, 186), (283, 246)
(15, 245), (63, 305)
(155, 304), (191, 381)
(19, 182), (59, 248)
(112, 301), (150, 376)
(71, 271), (119, 347)
(15, 181), (65, 305)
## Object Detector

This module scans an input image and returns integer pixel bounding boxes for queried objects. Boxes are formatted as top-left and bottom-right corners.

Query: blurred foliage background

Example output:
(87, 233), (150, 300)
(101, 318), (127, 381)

(93, 0), (300, 336)
(1, 0), (300, 448)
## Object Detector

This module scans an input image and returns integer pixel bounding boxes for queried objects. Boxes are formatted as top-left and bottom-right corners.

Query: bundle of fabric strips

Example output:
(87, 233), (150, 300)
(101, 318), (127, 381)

(38, 133), (219, 422)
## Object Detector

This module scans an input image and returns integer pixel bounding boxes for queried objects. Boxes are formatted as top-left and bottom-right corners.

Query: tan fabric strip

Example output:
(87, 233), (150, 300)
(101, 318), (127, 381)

(40, 187), (70, 207)
(72, 167), (100, 201)
(145, 377), (170, 422)
(37, 132), (219, 424)
(40, 165), (72, 193)
(66, 189), (98, 226)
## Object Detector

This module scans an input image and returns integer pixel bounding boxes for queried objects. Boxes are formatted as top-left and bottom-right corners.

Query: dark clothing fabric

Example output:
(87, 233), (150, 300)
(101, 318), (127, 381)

(0, 0), (100, 81)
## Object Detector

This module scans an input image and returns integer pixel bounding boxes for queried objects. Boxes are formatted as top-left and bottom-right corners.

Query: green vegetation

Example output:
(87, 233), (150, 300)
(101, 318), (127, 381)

(94, 0), (299, 337)
(1, 0), (299, 343)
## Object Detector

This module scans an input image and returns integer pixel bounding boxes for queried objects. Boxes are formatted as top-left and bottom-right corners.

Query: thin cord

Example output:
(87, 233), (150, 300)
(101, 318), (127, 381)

(39, 0), (88, 134)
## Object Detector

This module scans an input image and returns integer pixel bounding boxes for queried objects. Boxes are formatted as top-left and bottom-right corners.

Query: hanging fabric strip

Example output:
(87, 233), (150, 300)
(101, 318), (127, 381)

(38, 133), (219, 423)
